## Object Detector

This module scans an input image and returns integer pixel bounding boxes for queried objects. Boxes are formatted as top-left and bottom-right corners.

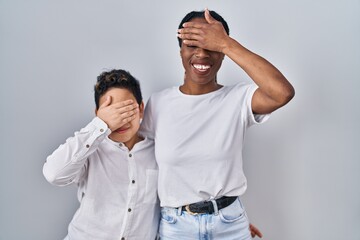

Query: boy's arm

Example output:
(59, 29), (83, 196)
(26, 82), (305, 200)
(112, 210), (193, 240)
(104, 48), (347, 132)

(250, 223), (263, 238)
(43, 97), (137, 186)
(43, 117), (110, 186)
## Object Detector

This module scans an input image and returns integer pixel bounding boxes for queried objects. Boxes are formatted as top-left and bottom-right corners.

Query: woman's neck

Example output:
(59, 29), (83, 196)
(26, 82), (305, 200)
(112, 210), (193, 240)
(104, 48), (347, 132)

(180, 81), (222, 95)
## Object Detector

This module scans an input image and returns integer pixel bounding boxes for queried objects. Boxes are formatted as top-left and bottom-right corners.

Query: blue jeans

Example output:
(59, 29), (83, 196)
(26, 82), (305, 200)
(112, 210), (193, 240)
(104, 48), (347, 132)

(159, 197), (251, 240)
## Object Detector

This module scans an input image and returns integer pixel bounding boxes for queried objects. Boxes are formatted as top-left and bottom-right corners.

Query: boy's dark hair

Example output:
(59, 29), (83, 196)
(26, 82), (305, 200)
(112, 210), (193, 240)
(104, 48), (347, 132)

(94, 69), (142, 109)
(177, 10), (230, 47)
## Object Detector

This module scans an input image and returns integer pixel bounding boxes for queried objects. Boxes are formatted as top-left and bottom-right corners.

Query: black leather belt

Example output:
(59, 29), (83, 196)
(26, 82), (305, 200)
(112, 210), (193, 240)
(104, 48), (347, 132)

(181, 196), (237, 215)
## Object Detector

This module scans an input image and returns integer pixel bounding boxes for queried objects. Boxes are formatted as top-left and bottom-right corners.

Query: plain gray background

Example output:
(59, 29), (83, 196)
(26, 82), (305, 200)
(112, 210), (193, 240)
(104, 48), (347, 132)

(1, 0), (359, 239)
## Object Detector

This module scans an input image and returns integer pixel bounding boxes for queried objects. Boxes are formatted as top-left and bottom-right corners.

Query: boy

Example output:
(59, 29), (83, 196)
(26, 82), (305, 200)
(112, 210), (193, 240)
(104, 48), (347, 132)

(43, 69), (159, 240)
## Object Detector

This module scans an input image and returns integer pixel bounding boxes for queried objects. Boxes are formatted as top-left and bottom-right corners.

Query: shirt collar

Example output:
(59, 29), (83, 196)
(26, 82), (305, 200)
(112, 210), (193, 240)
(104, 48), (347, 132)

(104, 135), (152, 152)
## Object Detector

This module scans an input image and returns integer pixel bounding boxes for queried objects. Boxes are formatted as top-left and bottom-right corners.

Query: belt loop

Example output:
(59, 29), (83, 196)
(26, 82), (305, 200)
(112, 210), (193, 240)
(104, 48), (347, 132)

(210, 199), (219, 216)
(177, 206), (182, 216)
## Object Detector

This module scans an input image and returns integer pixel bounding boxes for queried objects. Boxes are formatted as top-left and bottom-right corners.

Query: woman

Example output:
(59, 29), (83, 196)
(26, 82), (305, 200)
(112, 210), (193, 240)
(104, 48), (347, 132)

(141, 9), (294, 239)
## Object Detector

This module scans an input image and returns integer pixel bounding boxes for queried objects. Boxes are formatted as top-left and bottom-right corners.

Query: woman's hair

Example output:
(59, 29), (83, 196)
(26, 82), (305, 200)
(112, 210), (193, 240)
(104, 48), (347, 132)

(177, 10), (230, 47)
(94, 69), (142, 109)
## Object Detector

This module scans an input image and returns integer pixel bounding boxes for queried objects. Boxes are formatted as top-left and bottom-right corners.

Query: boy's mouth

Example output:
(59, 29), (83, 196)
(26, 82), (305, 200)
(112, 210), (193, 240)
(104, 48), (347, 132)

(115, 127), (130, 134)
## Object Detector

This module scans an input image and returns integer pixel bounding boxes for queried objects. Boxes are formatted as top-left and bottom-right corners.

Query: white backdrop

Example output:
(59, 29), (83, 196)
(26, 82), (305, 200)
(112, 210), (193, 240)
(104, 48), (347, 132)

(1, 0), (359, 239)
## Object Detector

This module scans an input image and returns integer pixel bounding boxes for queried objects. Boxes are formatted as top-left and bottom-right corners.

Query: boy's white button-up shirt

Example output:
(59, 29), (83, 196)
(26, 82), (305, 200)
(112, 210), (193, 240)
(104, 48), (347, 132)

(43, 117), (159, 240)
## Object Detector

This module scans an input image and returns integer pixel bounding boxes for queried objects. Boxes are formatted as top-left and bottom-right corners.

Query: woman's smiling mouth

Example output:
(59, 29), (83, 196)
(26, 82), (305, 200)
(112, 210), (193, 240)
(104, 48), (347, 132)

(192, 64), (211, 72)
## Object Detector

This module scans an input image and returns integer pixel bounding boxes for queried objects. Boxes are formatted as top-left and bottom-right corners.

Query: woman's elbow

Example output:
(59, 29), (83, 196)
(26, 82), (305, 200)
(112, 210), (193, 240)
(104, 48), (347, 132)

(281, 84), (295, 105)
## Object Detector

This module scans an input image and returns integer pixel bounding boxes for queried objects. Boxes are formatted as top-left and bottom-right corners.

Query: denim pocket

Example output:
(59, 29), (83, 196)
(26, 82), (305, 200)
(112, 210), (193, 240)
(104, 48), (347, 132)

(219, 198), (247, 223)
(160, 208), (177, 224)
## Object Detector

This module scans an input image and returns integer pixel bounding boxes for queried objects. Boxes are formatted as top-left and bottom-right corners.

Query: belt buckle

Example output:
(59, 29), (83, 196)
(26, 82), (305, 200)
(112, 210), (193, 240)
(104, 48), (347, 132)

(185, 205), (198, 215)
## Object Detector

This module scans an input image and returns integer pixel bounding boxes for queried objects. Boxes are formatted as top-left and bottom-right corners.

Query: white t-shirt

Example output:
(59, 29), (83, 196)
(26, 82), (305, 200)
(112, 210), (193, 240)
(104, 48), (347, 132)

(43, 117), (159, 240)
(140, 83), (269, 208)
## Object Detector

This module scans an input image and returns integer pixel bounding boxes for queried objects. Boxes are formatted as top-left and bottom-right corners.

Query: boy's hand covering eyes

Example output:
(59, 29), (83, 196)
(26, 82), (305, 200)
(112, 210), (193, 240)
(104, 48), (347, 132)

(96, 96), (139, 132)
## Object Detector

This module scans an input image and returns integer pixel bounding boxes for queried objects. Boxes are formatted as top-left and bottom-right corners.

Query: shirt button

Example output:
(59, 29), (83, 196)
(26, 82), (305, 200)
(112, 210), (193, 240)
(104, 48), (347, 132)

(100, 128), (104, 132)
(119, 143), (122, 147)
(129, 153), (132, 157)
(85, 144), (90, 148)
(121, 238), (125, 240)
(132, 180), (135, 184)
(128, 208), (132, 212)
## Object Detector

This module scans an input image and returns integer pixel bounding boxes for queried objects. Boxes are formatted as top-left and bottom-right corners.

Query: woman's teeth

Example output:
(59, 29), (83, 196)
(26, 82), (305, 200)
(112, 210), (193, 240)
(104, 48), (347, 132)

(193, 64), (210, 71)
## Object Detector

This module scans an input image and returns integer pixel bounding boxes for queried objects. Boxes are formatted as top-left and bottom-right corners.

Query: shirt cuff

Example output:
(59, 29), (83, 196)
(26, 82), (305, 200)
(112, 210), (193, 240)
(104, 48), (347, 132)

(86, 117), (111, 136)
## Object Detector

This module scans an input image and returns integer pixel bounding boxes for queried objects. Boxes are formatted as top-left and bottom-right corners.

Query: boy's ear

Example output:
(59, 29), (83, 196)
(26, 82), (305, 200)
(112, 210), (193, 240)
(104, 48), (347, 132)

(139, 101), (145, 119)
